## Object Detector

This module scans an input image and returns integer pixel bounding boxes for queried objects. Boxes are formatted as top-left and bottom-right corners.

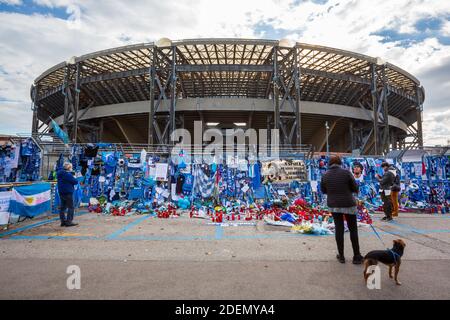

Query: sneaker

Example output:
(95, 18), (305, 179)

(60, 222), (66, 227)
(65, 222), (78, 227)
(336, 254), (345, 263)
(352, 254), (364, 264)
(381, 216), (387, 221)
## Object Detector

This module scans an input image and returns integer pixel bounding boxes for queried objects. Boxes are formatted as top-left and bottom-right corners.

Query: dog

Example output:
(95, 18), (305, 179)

(363, 239), (406, 285)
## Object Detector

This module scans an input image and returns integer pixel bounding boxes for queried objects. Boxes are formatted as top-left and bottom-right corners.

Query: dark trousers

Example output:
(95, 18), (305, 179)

(381, 192), (393, 219)
(332, 213), (360, 257)
(59, 193), (74, 223)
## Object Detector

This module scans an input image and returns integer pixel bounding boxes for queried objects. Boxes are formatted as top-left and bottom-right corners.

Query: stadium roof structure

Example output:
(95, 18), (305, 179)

(30, 38), (425, 155)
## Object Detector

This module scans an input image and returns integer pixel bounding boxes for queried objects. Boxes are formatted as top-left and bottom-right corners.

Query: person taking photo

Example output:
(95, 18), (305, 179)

(57, 162), (79, 227)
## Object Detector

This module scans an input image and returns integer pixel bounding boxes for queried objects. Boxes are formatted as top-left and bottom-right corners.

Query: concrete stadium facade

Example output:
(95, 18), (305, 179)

(30, 38), (425, 154)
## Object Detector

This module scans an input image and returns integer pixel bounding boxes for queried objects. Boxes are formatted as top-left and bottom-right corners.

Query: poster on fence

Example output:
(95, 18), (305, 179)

(0, 191), (11, 225)
(154, 163), (168, 181)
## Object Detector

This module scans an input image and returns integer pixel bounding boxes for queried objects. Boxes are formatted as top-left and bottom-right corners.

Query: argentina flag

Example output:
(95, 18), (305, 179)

(9, 183), (52, 217)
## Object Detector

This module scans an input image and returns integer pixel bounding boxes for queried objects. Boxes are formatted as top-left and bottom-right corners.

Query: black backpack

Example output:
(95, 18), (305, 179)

(391, 171), (401, 192)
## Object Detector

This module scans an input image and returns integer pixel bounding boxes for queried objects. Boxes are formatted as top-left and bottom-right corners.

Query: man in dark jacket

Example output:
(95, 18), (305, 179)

(375, 162), (395, 221)
(57, 162), (79, 227)
(321, 155), (363, 264)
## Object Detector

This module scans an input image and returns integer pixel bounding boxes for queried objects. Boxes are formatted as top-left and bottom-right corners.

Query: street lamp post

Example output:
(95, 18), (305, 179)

(325, 121), (330, 157)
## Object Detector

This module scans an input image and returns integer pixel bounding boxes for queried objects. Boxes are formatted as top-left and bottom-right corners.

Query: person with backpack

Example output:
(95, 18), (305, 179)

(390, 165), (401, 217)
(375, 162), (395, 221)
(321, 155), (363, 264)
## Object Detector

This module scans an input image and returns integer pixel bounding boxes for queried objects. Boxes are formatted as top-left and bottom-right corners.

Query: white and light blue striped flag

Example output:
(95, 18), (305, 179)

(9, 183), (51, 217)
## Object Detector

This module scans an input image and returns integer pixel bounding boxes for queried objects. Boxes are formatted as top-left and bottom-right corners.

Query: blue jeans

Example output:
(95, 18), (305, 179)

(59, 193), (74, 223)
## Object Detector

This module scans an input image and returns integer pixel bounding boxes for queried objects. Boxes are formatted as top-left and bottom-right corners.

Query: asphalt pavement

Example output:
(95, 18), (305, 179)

(0, 211), (449, 299)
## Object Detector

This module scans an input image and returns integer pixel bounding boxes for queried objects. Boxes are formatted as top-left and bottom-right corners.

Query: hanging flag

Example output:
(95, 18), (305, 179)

(9, 183), (51, 217)
(50, 118), (70, 144)
(193, 165), (216, 198)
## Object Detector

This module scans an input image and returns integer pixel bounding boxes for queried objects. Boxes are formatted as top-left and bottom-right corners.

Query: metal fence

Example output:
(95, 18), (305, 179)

(20, 131), (314, 178)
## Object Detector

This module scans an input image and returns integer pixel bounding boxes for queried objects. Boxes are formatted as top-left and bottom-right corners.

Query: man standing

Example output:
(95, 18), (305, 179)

(375, 162), (395, 221)
(57, 162), (79, 227)
(390, 165), (401, 217)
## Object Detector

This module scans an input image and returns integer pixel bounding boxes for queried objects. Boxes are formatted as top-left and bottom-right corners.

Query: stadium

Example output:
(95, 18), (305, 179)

(30, 38), (425, 155)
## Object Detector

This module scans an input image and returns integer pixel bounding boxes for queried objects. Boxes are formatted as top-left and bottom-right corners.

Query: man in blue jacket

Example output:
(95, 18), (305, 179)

(57, 162), (79, 227)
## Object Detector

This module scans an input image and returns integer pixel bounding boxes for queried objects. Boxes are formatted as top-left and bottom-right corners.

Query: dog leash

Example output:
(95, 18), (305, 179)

(369, 223), (400, 263)
(369, 223), (387, 246)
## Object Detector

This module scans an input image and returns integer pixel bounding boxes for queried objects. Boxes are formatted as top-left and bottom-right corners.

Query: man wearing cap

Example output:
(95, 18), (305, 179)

(375, 162), (395, 221)
(57, 162), (79, 227)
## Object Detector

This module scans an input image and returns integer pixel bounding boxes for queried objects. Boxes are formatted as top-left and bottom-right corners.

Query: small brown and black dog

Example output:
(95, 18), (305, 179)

(363, 239), (406, 285)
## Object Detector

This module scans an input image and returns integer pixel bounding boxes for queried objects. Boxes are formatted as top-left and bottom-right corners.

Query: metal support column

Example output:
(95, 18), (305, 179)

(371, 63), (379, 155)
(349, 121), (354, 151)
(416, 86), (424, 148)
(72, 62), (81, 143)
(148, 48), (156, 146)
(273, 47), (280, 131)
(99, 119), (104, 142)
(63, 65), (70, 135)
(294, 47), (302, 146)
(267, 114), (272, 147)
(391, 130), (397, 150)
(31, 85), (39, 135)
(31, 110), (38, 135)
(381, 65), (390, 154)
(169, 46), (177, 145)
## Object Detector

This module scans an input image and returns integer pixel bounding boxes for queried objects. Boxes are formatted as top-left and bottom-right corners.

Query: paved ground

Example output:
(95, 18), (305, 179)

(0, 210), (449, 299)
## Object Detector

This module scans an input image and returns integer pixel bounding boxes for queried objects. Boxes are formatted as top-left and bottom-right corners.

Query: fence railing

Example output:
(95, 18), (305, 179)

(23, 133), (314, 177)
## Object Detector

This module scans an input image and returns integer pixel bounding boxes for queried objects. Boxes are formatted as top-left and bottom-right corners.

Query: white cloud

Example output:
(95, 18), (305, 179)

(443, 20), (450, 36)
(0, 0), (22, 5)
(0, 101), (32, 135)
(423, 109), (450, 146)
(0, 0), (449, 145)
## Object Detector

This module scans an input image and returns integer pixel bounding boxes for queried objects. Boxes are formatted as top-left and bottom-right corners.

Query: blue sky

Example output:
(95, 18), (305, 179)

(372, 15), (450, 46)
(0, 0), (450, 145)
(0, 0), (70, 19)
